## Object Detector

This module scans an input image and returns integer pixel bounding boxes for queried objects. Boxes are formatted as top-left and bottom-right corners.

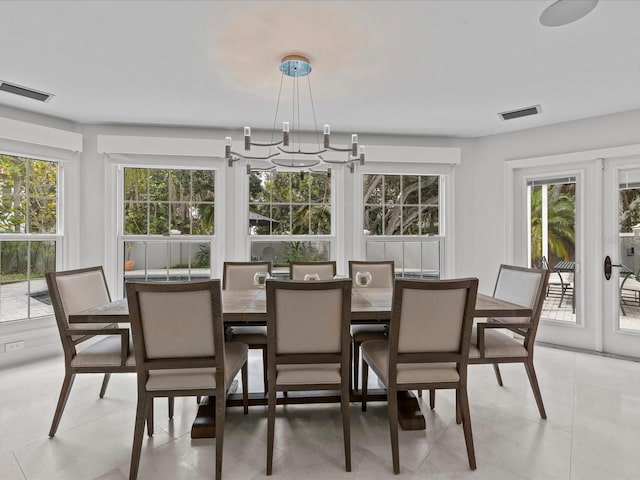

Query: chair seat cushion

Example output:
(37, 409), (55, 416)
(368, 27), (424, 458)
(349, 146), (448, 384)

(276, 364), (341, 386)
(361, 340), (459, 385)
(351, 325), (387, 343)
(469, 327), (528, 359)
(71, 335), (135, 367)
(145, 341), (248, 391)
(230, 326), (267, 345)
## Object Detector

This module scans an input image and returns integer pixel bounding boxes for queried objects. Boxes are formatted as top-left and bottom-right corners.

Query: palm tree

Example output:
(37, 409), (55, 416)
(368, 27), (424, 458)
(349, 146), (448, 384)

(530, 185), (575, 263)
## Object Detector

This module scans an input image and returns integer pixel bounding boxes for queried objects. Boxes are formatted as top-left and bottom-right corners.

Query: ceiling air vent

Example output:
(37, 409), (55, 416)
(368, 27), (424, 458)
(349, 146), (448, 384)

(498, 105), (541, 121)
(0, 81), (53, 102)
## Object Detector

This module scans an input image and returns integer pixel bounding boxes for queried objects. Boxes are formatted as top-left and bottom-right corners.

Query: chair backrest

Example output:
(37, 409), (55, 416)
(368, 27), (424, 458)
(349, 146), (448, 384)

(388, 278), (478, 383)
(126, 280), (224, 380)
(223, 261), (272, 290)
(492, 264), (549, 347)
(289, 261), (337, 280)
(266, 279), (351, 357)
(46, 266), (112, 355)
(349, 260), (394, 288)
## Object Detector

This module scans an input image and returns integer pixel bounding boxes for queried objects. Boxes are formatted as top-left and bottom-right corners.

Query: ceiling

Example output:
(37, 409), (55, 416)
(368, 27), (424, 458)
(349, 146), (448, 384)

(1, 0), (640, 138)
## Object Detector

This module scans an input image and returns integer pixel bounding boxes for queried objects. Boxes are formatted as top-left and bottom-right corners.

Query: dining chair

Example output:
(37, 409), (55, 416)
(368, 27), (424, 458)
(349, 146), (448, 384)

(46, 266), (172, 437)
(265, 278), (352, 475)
(126, 280), (248, 480)
(430, 264), (550, 419)
(289, 260), (336, 280)
(361, 277), (479, 474)
(348, 260), (395, 391)
(223, 261), (271, 393)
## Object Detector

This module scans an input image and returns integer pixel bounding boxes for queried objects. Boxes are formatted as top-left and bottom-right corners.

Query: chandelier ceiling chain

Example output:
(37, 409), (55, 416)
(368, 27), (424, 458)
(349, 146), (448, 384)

(224, 54), (365, 173)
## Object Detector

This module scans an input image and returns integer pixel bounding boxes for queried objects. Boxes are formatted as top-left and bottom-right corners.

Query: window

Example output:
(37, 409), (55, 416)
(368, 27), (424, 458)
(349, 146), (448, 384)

(362, 173), (442, 279)
(248, 171), (332, 269)
(121, 167), (214, 284)
(0, 154), (59, 322)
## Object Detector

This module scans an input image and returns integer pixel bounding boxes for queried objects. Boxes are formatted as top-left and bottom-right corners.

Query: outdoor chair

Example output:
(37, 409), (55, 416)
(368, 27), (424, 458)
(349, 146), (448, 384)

(45, 266), (173, 437)
(289, 260), (336, 280)
(361, 278), (479, 474)
(223, 261), (272, 393)
(126, 280), (248, 480)
(265, 279), (352, 475)
(430, 264), (549, 419)
(349, 260), (395, 391)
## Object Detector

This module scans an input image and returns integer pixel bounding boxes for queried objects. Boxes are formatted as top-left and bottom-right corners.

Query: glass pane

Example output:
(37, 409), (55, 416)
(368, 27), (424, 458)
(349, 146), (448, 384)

(403, 175), (419, 204)
(420, 207), (439, 235)
(124, 168), (149, 201)
(193, 242), (212, 271)
(270, 205), (291, 235)
(29, 160), (57, 197)
(124, 202), (148, 235)
(384, 205), (402, 235)
(0, 241), (29, 322)
(192, 170), (215, 201)
(619, 182), (640, 330)
(363, 174), (383, 204)
(0, 195), (26, 233)
(193, 203), (214, 235)
(403, 242), (421, 278)
(149, 203), (169, 235)
(310, 173), (330, 203)
(270, 172), (292, 202)
(249, 240), (330, 272)
(124, 240), (144, 273)
(309, 205), (331, 235)
(249, 204), (273, 235)
(364, 206), (383, 235)
(0, 156), (26, 196)
(249, 172), (270, 203)
(280, 241), (327, 264)
(170, 202), (191, 234)
(422, 241), (441, 278)
(386, 242), (404, 270)
(29, 198), (57, 233)
(365, 241), (385, 261)
(420, 176), (439, 205)
(148, 169), (169, 201)
(402, 206), (419, 235)
(291, 205), (310, 235)
(384, 175), (401, 205)
(170, 170), (192, 202)
(289, 172), (309, 203)
(29, 240), (55, 318)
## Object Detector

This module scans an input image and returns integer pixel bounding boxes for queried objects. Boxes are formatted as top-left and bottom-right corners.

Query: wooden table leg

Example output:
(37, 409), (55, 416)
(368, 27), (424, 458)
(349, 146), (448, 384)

(191, 396), (216, 439)
(396, 390), (426, 430)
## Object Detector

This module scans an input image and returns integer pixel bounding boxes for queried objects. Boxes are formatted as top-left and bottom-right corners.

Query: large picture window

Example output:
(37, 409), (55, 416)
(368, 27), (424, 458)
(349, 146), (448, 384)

(122, 167), (214, 283)
(0, 154), (58, 322)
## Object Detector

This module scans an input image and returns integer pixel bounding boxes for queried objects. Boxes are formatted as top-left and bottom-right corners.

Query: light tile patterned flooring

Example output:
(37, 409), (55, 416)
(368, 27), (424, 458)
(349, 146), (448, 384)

(1, 346), (640, 479)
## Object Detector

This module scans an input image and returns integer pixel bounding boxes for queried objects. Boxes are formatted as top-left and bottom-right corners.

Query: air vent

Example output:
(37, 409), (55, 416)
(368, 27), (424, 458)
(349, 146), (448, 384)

(0, 81), (53, 102)
(498, 105), (541, 121)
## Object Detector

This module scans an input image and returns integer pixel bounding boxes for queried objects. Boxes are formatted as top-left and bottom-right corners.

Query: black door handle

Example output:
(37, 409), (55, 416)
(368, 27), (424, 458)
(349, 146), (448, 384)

(605, 256), (626, 280)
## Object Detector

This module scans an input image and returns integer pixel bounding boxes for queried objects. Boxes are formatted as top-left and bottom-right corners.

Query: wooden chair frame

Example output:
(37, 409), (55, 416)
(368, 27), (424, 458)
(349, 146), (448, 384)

(288, 260), (337, 280)
(265, 279), (352, 475)
(361, 278), (479, 474)
(126, 280), (248, 480)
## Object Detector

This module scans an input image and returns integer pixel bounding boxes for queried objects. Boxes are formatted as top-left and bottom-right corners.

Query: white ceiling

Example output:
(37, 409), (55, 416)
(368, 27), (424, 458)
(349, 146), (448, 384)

(1, 0), (640, 138)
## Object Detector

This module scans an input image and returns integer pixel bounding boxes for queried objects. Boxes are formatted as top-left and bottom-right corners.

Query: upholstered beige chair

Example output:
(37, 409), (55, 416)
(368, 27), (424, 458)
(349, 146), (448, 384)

(46, 266), (172, 437)
(266, 279), (352, 475)
(223, 261), (271, 393)
(349, 260), (394, 391)
(361, 278), (479, 474)
(289, 260), (336, 280)
(126, 280), (248, 480)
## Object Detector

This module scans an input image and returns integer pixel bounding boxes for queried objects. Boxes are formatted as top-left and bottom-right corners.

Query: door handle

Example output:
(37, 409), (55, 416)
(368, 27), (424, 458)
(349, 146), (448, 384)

(604, 255), (625, 280)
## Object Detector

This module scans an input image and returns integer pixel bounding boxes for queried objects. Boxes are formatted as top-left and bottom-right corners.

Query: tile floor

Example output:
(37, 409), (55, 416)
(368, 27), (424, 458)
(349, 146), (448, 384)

(1, 346), (639, 480)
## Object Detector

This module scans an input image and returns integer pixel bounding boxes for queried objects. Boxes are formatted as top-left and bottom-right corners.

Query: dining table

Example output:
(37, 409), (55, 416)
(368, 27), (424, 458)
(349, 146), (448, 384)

(69, 286), (532, 438)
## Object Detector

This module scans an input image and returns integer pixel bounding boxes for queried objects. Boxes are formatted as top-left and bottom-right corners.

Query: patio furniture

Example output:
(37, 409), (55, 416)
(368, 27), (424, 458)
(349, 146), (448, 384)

(265, 279), (352, 475)
(126, 280), (248, 480)
(549, 259), (575, 313)
(361, 277), (479, 474)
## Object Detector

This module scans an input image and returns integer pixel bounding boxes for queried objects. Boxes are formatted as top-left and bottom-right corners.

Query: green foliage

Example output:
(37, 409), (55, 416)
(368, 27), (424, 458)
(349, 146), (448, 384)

(619, 188), (640, 233)
(530, 184), (575, 265)
(279, 241), (319, 265)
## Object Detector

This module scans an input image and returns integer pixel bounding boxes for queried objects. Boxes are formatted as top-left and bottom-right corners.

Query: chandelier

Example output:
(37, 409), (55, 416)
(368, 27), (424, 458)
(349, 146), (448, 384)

(224, 54), (365, 173)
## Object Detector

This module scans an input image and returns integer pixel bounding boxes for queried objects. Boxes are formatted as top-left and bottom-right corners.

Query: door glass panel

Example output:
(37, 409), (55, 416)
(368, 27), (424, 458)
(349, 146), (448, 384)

(618, 170), (640, 331)
(529, 180), (576, 323)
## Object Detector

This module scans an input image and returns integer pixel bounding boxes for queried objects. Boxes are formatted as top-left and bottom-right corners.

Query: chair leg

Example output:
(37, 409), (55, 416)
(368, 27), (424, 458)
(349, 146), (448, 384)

(341, 378), (352, 472)
(418, 389), (422, 397)
(353, 340), (360, 391)
(168, 397), (174, 419)
(129, 394), (148, 480)
(196, 396), (202, 404)
(455, 389), (461, 425)
(215, 392), (226, 480)
(262, 347), (268, 394)
(524, 361), (547, 419)
(266, 381), (277, 475)
(493, 364), (504, 387)
(387, 387), (400, 474)
(242, 362), (249, 415)
(49, 371), (76, 437)
(99, 373), (111, 398)
(457, 386), (476, 470)
(429, 389), (436, 410)
(146, 398), (154, 437)
(361, 360), (369, 412)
